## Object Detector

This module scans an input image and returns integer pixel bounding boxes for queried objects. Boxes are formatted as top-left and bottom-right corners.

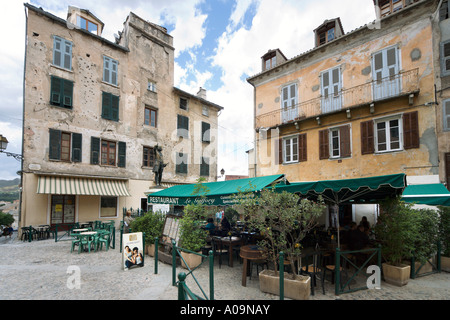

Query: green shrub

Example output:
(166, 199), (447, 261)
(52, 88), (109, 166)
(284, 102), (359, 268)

(0, 211), (14, 226)
(130, 210), (165, 245)
(413, 208), (440, 264)
(439, 206), (450, 257)
(179, 204), (208, 252)
(375, 198), (419, 266)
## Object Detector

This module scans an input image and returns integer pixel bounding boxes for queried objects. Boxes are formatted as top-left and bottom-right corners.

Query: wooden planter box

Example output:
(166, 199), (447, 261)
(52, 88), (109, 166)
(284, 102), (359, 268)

(441, 256), (450, 272)
(259, 269), (311, 300)
(146, 244), (155, 257)
(382, 263), (410, 287)
(180, 251), (202, 269)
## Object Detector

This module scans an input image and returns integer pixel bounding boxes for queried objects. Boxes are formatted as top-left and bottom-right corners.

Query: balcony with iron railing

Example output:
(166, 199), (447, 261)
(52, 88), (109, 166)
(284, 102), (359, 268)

(255, 68), (420, 129)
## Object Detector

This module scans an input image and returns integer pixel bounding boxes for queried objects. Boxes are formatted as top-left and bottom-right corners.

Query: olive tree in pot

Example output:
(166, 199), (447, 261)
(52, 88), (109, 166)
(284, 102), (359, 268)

(411, 208), (440, 276)
(179, 203), (208, 269)
(439, 206), (450, 272)
(236, 188), (325, 300)
(130, 210), (165, 256)
(374, 198), (419, 286)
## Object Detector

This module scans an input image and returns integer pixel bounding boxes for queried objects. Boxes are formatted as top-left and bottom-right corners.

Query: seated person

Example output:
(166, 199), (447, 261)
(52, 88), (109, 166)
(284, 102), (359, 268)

(205, 218), (216, 235)
(348, 224), (369, 251)
(219, 216), (231, 236)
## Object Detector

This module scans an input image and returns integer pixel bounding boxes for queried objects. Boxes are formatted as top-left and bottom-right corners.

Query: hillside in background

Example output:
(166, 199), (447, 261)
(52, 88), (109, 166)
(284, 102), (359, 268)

(0, 178), (20, 202)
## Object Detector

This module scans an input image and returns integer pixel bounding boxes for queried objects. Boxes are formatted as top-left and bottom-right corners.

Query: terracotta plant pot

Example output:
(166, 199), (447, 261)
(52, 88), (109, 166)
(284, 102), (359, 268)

(259, 269), (311, 300)
(441, 256), (450, 272)
(180, 251), (202, 269)
(382, 263), (410, 287)
(146, 244), (155, 257)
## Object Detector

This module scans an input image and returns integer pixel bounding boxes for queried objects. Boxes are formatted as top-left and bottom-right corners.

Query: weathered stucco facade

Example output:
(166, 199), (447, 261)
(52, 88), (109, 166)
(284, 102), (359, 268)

(248, 0), (440, 183)
(21, 4), (222, 228)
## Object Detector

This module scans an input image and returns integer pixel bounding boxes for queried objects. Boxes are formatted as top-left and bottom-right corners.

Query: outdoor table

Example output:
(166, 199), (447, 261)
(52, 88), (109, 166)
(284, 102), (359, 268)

(239, 245), (267, 287)
(219, 236), (243, 267)
(72, 228), (89, 233)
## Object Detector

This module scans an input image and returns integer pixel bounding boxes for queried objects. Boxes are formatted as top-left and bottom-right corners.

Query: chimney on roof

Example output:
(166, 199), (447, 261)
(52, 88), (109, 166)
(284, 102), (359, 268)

(197, 87), (207, 99)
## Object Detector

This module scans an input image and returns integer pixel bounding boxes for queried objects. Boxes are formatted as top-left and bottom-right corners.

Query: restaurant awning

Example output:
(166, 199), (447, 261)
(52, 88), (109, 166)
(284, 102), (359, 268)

(37, 175), (131, 196)
(273, 173), (407, 205)
(402, 183), (450, 206)
(147, 174), (286, 206)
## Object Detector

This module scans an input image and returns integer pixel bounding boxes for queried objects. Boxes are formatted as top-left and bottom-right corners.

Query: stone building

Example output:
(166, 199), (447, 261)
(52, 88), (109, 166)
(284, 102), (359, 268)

(247, 0), (442, 226)
(20, 4), (222, 228)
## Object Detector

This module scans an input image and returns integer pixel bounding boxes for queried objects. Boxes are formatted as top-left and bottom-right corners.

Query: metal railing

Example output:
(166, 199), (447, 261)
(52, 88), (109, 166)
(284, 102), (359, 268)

(255, 68), (419, 129)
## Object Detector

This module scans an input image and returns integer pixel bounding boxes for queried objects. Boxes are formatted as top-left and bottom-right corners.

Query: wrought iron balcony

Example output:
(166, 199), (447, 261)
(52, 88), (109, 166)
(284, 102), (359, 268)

(255, 68), (419, 129)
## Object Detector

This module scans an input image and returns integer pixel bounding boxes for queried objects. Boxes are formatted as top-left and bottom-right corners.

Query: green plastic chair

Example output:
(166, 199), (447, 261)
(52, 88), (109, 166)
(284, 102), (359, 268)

(70, 234), (81, 253)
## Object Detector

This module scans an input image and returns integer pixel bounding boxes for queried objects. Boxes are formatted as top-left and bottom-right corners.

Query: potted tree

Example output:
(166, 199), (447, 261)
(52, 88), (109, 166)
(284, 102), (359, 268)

(411, 208), (440, 276)
(130, 210), (165, 256)
(179, 203), (208, 269)
(236, 188), (325, 300)
(375, 198), (418, 286)
(439, 206), (450, 272)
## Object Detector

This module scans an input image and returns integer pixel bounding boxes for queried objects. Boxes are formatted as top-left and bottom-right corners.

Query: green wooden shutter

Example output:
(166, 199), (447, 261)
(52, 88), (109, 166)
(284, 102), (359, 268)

(50, 76), (61, 105)
(49, 129), (61, 160)
(118, 141), (126, 168)
(72, 133), (82, 163)
(102, 92), (112, 120)
(91, 137), (100, 165)
(63, 79), (73, 108)
(111, 95), (119, 121)
(200, 157), (210, 176)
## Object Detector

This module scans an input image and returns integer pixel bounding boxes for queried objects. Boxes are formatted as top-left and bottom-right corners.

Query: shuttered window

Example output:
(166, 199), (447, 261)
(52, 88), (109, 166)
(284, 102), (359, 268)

(319, 126), (351, 160)
(283, 136), (298, 163)
(202, 122), (211, 142)
(103, 56), (118, 86)
(118, 141), (126, 168)
(441, 40), (450, 76)
(91, 137), (100, 165)
(200, 157), (210, 177)
(444, 99), (450, 131)
(177, 115), (189, 138)
(403, 111), (420, 149)
(176, 153), (188, 174)
(90, 137), (125, 167)
(102, 92), (120, 121)
(50, 76), (73, 109)
(49, 129), (81, 162)
(53, 36), (72, 70)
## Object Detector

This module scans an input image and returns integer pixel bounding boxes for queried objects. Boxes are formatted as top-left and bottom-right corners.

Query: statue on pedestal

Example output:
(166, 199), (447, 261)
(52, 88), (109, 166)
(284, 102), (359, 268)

(153, 145), (167, 186)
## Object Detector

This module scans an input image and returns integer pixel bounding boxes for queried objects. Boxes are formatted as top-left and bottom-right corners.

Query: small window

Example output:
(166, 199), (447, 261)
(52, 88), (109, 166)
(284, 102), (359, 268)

(145, 106), (157, 127)
(49, 129), (82, 163)
(53, 36), (72, 70)
(180, 97), (188, 110)
(202, 122), (211, 143)
(76, 15), (98, 34)
(176, 153), (188, 174)
(100, 196), (117, 218)
(441, 40), (450, 76)
(444, 99), (450, 131)
(148, 81), (157, 92)
(200, 157), (210, 177)
(103, 56), (118, 86)
(143, 146), (154, 167)
(177, 114), (189, 138)
(283, 136), (298, 164)
(202, 105), (209, 117)
(101, 140), (116, 166)
(375, 116), (402, 152)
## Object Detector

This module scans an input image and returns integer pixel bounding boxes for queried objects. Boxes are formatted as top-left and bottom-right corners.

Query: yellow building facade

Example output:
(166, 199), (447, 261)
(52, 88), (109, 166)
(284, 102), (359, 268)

(248, 0), (440, 184)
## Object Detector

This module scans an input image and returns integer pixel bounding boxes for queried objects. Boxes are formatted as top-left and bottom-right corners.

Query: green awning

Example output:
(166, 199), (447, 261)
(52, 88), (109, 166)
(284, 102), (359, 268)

(402, 183), (450, 206)
(274, 173), (407, 205)
(147, 174), (286, 206)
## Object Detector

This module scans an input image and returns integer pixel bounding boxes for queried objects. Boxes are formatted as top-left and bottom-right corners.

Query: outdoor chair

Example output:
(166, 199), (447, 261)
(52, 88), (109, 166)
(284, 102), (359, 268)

(323, 255), (350, 291)
(300, 251), (325, 295)
(70, 234), (82, 253)
(211, 236), (229, 268)
(96, 231), (110, 251)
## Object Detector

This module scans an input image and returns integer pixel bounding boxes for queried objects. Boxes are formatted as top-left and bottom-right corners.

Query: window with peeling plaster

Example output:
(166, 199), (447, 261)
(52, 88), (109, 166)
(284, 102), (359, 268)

(53, 36), (72, 70)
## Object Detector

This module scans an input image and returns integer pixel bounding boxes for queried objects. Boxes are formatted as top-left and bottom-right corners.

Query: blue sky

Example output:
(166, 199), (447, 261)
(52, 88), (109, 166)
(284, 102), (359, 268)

(0, 0), (377, 181)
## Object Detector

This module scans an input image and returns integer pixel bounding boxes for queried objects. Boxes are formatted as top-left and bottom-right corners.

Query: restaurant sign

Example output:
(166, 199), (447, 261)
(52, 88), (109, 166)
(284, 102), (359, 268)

(147, 192), (257, 206)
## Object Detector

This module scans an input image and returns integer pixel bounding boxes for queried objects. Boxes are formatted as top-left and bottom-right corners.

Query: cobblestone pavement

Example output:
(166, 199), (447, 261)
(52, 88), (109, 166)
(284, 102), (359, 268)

(1, 232), (449, 300)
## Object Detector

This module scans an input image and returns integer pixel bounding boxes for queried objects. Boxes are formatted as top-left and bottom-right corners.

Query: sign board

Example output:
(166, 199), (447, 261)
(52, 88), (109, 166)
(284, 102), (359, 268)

(122, 232), (144, 270)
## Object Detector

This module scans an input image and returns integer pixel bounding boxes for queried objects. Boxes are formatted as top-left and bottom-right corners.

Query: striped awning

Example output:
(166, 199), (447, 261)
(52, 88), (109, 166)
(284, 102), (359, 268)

(37, 176), (131, 196)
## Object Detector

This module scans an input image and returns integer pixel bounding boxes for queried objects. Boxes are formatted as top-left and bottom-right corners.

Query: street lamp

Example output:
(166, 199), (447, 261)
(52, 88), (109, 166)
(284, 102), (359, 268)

(220, 168), (225, 177)
(0, 134), (22, 161)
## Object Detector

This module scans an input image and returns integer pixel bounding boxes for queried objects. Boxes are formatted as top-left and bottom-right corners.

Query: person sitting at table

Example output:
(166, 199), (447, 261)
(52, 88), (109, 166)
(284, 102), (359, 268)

(124, 210), (134, 233)
(220, 216), (231, 235)
(348, 223), (369, 251)
(205, 218), (216, 235)
(359, 216), (371, 234)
